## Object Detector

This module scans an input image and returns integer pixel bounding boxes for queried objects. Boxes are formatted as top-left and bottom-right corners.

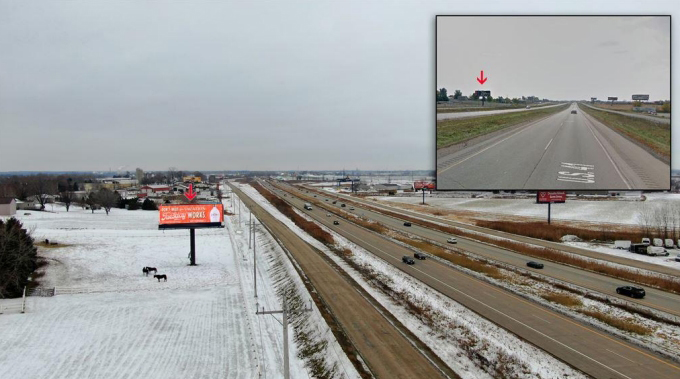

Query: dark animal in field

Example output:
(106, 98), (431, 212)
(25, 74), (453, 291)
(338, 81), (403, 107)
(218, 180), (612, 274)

(154, 274), (167, 282)
(143, 267), (157, 275)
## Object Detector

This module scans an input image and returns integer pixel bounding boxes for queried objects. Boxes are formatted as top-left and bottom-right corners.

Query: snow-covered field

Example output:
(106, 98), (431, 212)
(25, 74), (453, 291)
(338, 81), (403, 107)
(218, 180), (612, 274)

(0, 201), (352, 379)
(378, 192), (679, 226)
(564, 241), (680, 269)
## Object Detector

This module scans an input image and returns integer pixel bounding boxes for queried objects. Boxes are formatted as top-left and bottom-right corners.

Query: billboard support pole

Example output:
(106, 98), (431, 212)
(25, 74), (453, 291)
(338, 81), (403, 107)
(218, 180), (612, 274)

(548, 203), (551, 225)
(422, 188), (425, 205)
(189, 228), (196, 266)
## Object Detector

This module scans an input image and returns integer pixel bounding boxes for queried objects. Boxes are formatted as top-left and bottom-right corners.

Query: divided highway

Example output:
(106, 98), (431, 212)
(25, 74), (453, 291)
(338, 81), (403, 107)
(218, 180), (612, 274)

(230, 183), (451, 379)
(437, 103), (669, 190)
(288, 184), (680, 317)
(262, 180), (680, 379)
(436, 103), (565, 121)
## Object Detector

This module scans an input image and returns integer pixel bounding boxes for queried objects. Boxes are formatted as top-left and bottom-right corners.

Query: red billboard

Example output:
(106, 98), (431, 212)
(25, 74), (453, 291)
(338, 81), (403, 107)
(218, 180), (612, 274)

(158, 203), (224, 229)
(414, 181), (436, 190)
(537, 191), (566, 203)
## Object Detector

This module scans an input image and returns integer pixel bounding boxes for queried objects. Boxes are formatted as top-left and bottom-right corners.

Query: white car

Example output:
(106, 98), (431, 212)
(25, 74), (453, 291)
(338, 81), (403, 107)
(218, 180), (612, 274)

(326, 213), (331, 217)
(447, 237), (458, 244)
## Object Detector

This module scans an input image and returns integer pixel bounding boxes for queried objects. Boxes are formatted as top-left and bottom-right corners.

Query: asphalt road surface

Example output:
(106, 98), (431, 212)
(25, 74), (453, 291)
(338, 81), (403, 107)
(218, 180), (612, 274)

(264, 181), (680, 379)
(581, 103), (671, 124)
(436, 103), (565, 121)
(282, 184), (680, 317)
(437, 103), (670, 190)
(230, 184), (450, 379)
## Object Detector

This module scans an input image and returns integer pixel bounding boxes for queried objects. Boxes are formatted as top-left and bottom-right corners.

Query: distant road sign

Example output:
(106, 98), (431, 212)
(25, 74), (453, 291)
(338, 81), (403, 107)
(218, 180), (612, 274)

(537, 191), (566, 203)
(475, 90), (491, 97)
(607, 97), (618, 101)
(632, 94), (649, 101)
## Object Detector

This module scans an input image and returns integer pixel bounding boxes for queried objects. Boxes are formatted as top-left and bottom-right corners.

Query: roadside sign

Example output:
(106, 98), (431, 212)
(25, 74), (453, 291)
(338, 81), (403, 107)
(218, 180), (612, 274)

(475, 90), (491, 97)
(607, 97), (618, 101)
(590, 97), (597, 101)
(159, 203), (224, 229)
(537, 191), (566, 203)
(632, 94), (649, 101)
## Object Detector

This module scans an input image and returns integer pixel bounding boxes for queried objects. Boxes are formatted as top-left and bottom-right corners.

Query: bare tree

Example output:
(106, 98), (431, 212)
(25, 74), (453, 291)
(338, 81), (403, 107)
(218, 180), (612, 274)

(97, 188), (119, 215)
(168, 167), (177, 185)
(85, 193), (98, 213)
(59, 191), (74, 212)
(635, 202), (654, 237)
(29, 174), (57, 210)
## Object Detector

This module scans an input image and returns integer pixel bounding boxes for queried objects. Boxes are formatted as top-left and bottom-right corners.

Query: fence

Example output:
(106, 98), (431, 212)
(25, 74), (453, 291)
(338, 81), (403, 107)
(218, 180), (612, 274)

(27, 287), (55, 297)
(0, 287), (26, 314)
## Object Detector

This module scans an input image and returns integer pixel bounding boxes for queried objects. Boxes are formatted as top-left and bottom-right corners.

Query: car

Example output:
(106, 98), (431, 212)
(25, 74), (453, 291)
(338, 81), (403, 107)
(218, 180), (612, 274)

(333, 220), (340, 225)
(414, 252), (427, 260)
(349, 207), (354, 210)
(325, 199), (329, 201)
(332, 201), (337, 204)
(313, 195), (317, 197)
(341, 204), (346, 207)
(402, 256), (415, 265)
(526, 106), (531, 109)
(447, 237), (457, 244)
(326, 213), (331, 217)
(526, 261), (544, 269)
(616, 286), (645, 298)
(571, 110), (577, 114)
(403, 222), (412, 227)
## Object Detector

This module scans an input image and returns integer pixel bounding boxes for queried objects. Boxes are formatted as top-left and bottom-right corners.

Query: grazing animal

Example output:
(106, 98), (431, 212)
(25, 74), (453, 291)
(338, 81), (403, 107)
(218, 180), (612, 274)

(143, 267), (149, 276)
(154, 274), (167, 282)
(145, 267), (157, 274)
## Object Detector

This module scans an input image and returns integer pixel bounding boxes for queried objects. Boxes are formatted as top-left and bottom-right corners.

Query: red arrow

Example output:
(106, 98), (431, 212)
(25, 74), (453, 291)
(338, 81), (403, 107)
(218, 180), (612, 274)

(477, 70), (487, 85)
(185, 183), (197, 201)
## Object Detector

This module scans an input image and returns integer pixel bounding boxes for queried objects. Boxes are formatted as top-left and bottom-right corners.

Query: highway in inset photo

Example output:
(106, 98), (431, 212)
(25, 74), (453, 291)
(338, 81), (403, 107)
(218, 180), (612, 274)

(437, 103), (670, 190)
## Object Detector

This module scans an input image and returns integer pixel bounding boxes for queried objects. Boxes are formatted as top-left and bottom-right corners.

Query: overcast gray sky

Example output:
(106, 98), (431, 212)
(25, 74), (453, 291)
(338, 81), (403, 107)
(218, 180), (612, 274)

(0, 1), (678, 172)
(437, 16), (670, 101)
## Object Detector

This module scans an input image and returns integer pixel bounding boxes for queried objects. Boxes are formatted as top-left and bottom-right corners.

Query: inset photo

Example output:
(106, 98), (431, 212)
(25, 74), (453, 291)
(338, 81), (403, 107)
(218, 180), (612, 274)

(436, 16), (670, 191)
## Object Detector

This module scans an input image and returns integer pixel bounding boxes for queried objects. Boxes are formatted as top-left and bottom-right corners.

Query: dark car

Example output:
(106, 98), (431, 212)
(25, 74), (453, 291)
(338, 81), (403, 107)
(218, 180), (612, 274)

(414, 252), (427, 260)
(526, 261), (544, 269)
(402, 256), (415, 265)
(616, 286), (645, 298)
(403, 222), (412, 227)
(333, 220), (340, 225)
(341, 204), (346, 207)
(332, 201), (337, 204)
(571, 110), (577, 114)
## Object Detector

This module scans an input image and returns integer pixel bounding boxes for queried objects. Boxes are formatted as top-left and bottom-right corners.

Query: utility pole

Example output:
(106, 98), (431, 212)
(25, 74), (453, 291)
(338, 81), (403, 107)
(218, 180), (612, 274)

(256, 300), (313, 379)
(422, 188), (426, 205)
(249, 210), (252, 249)
(253, 222), (258, 298)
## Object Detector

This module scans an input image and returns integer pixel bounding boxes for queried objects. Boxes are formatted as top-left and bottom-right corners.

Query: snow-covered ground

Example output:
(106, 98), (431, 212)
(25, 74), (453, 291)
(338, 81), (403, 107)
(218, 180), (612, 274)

(377, 192), (679, 226)
(235, 183), (587, 379)
(0, 202), (354, 379)
(564, 241), (680, 269)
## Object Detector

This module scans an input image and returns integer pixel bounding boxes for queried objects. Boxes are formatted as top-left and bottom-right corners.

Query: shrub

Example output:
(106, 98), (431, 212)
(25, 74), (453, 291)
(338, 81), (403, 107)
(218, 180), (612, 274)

(0, 218), (38, 298)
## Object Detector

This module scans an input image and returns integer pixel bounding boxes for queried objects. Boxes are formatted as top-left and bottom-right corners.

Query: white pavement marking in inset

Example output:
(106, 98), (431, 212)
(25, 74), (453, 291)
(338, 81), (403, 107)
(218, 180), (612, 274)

(558, 162), (595, 184)
(545, 138), (554, 151)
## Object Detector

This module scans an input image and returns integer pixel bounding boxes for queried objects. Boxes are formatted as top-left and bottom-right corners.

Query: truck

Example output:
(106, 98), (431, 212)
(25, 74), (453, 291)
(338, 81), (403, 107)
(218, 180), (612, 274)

(653, 238), (664, 247)
(614, 240), (631, 250)
(629, 243), (648, 254)
(647, 246), (669, 256)
(304, 203), (312, 210)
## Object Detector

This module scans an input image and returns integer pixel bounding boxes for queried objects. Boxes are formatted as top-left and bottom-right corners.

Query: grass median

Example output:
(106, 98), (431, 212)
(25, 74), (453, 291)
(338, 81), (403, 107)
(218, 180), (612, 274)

(578, 104), (670, 162)
(436, 103), (569, 149)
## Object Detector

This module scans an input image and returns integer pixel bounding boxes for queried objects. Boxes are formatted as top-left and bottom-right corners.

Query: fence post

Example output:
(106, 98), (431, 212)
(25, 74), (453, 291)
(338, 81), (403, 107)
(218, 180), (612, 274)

(53, 287), (57, 296)
(21, 286), (26, 313)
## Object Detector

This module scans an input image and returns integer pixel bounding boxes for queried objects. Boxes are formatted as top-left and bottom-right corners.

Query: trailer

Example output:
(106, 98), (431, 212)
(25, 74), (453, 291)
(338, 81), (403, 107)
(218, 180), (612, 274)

(647, 246), (669, 256)
(664, 239), (675, 249)
(652, 238), (664, 247)
(614, 240), (631, 250)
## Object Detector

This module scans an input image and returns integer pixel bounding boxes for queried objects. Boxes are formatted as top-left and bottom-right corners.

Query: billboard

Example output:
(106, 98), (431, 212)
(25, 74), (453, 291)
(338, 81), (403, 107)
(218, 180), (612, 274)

(632, 94), (649, 101)
(159, 203), (224, 229)
(607, 97), (618, 101)
(414, 181), (436, 190)
(536, 191), (566, 203)
(475, 90), (491, 97)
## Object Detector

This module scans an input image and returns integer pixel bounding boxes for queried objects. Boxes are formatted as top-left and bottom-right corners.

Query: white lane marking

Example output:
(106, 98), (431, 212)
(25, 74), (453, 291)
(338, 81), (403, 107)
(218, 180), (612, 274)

(544, 138), (553, 151)
(562, 162), (594, 170)
(606, 349), (637, 364)
(338, 227), (634, 379)
(583, 116), (632, 189)
(532, 314), (552, 324)
(558, 162), (595, 184)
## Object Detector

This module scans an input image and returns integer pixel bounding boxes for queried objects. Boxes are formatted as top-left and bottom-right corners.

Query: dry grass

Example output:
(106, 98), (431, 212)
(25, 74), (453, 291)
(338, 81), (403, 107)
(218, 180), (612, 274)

(541, 292), (582, 307)
(580, 309), (654, 335)
(475, 220), (645, 242)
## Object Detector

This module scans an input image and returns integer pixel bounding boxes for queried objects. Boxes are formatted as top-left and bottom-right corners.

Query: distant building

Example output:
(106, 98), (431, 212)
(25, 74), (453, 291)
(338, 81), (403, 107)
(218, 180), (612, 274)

(136, 168), (144, 181)
(15, 199), (36, 211)
(140, 185), (171, 195)
(0, 197), (17, 216)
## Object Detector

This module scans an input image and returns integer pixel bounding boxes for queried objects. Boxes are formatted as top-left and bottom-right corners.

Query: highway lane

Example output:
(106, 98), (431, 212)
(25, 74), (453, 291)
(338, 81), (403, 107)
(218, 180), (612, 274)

(437, 103), (565, 121)
(437, 103), (669, 190)
(230, 183), (450, 379)
(278, 183), (680, 317)
(581, 103), (671, 124)
(260, 181), (680, 379)
(320, 188), (680, 277)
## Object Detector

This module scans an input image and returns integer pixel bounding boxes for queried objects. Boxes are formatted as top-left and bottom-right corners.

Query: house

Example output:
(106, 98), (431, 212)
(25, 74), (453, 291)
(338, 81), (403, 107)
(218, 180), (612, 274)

(140, 185), (171, 195)
(0, 197), (17, 216)
(15, 199), (36, 210)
